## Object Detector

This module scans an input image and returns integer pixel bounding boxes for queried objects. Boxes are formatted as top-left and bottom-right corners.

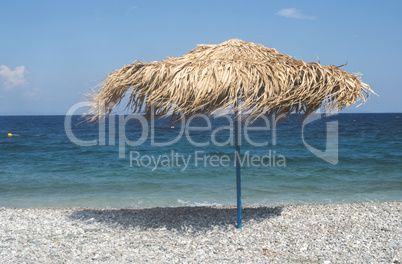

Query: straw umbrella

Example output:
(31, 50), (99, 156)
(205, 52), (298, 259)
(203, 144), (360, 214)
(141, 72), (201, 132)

(87, 39), (374, 228)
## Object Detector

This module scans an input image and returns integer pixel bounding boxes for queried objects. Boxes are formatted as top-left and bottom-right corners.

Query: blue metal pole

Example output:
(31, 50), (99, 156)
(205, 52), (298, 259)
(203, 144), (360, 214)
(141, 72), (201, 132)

(234, 103), (242, 229)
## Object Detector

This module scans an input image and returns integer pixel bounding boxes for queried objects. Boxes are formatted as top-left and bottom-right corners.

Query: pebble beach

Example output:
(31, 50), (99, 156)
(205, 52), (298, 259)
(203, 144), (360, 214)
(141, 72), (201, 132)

(0, 202), (400, 263)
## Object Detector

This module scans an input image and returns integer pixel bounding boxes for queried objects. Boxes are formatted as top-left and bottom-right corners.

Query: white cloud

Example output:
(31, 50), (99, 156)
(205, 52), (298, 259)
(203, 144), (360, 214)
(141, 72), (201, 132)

(23, 88), (41, 99)
(0, 65), (28, 90)
(276, 8), (316, 20)
(125, 6), (138, 15)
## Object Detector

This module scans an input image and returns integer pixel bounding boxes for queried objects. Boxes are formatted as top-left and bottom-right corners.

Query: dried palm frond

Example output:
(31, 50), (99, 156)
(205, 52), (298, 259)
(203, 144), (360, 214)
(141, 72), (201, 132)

(86, 39), (374, 123)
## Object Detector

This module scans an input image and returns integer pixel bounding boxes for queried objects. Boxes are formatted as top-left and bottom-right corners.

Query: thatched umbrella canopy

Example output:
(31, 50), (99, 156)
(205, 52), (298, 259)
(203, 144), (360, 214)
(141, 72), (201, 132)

(87, 39), (373, 122)
(86, 39), (374, 229)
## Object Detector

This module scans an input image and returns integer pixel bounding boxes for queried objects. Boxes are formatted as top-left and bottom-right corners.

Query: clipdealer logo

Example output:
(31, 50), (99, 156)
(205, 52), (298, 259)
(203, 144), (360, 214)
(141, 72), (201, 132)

(64, 102), (339, 167)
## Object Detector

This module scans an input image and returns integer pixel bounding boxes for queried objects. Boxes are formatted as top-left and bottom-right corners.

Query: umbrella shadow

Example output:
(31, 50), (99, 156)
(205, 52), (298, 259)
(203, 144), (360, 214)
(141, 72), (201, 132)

(69, 206), (283, 231)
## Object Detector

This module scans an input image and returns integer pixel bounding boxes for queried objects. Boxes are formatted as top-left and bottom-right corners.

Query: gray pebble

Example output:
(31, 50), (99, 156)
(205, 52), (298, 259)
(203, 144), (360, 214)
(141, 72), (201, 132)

(0, 202), (400, 263)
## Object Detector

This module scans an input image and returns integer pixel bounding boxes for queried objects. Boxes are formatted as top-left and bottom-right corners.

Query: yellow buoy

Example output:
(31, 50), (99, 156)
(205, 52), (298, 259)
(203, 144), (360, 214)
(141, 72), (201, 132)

(8, 133), (12, 137)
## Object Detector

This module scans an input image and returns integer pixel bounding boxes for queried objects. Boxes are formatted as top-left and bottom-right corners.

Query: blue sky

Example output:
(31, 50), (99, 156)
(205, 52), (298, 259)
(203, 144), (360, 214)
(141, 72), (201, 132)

(0, 0), (401, 115)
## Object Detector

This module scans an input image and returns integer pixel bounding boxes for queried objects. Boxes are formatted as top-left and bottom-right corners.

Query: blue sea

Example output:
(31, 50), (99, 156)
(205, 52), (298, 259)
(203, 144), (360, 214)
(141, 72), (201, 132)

(0, 113), (401, 208)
